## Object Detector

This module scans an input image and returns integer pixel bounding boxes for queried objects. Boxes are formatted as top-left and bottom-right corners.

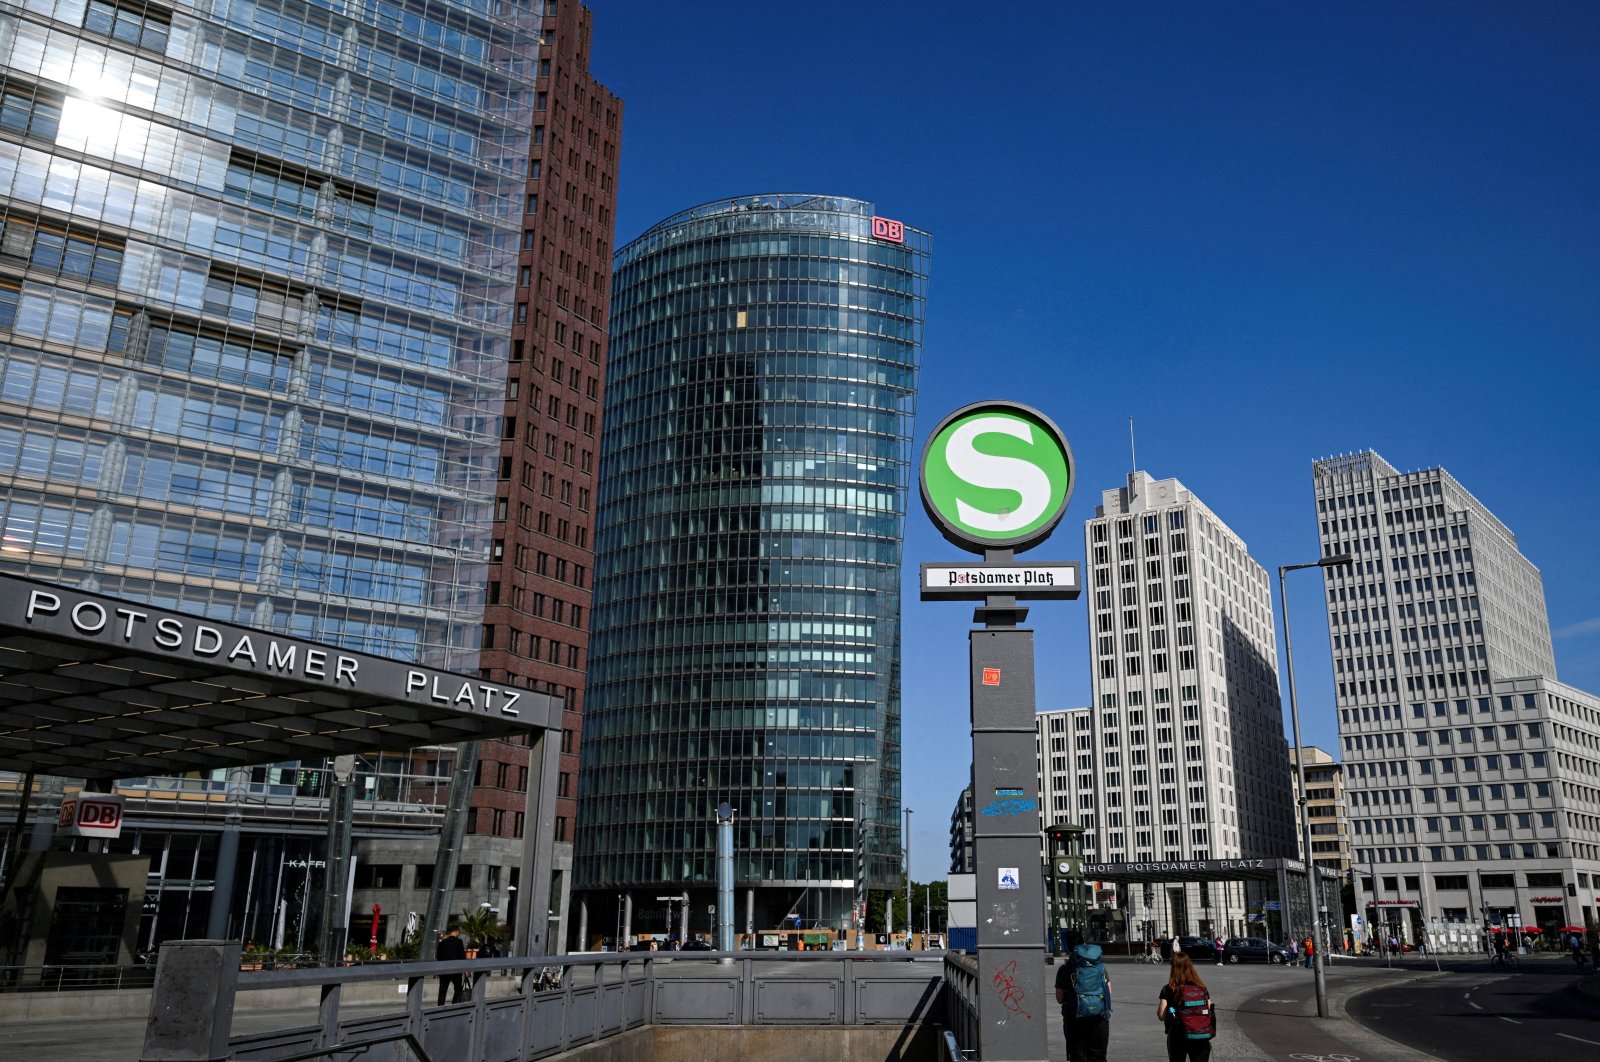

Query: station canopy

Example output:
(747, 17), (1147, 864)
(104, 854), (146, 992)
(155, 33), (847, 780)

(0, 572), (557, 783)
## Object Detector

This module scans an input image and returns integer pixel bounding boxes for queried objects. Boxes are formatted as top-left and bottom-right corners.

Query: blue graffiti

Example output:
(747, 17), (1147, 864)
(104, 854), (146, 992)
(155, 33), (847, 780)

(980, 798), (1038, 817)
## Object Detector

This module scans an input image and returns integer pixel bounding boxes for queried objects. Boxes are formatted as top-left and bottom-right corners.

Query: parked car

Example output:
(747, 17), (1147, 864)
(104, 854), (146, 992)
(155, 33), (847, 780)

(1223, 936), (1293, 964)
(1175, 936), (1221, 962)
(679, 939), (714, 951)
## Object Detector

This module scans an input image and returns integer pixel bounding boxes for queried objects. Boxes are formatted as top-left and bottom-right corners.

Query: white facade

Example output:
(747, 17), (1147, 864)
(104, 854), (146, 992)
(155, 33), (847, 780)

(1313, 451), (1600, 941)
(1069, 472), (1298, 937)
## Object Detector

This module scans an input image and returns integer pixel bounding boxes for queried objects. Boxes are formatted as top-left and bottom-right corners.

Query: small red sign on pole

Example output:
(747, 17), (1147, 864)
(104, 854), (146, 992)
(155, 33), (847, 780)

(982, 668), (1001, 686)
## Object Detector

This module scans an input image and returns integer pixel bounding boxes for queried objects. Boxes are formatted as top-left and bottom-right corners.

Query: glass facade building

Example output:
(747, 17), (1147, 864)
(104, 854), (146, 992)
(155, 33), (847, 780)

(0, 0), (539, 948)
(575, 195), (929, 937)
(0, 0), (538, 667)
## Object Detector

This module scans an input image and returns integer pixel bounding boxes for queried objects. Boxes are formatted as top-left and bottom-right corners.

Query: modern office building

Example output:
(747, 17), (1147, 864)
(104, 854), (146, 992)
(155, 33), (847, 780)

(470, 0), (622, 950)
(1078, 471), (1299, 939)
(1313, 451), (1600, 941)
(1289, 745), (1351, 879)
(949, 784), (973, 875)
(574, 195), (930, 943)
(0, 0), (543, 951)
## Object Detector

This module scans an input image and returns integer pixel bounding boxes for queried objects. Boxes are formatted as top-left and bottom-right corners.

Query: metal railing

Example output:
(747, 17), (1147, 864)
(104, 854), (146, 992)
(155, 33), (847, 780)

(143, 941), (949, 1061)
(941, 952), (980, 1058)
(0, 963), (157, 992)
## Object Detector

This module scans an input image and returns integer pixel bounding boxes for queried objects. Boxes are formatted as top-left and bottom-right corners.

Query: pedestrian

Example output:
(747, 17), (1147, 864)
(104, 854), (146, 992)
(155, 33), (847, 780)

(435, 927), (467, 1005)
(1303, 935), (1315, 969)
(1157, 952), (1217, 1062)
(1290, 938), (1300, 963)
(1055, 929), (1111, 1062)
(1570, 933), (1585, 967)
(1213, 935), (1224, 966)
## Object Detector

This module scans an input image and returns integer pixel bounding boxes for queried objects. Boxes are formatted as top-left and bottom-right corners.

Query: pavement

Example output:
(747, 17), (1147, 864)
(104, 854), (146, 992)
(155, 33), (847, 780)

(1048, 954), (1446, 1061)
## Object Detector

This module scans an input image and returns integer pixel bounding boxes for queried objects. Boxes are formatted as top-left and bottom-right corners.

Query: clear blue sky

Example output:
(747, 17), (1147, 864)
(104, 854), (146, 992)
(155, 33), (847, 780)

(591, 2), (1600, 880)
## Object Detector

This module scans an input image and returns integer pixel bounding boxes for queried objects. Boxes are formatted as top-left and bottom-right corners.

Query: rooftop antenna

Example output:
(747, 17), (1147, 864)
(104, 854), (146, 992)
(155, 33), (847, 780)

(1128, 416), (1138, 474)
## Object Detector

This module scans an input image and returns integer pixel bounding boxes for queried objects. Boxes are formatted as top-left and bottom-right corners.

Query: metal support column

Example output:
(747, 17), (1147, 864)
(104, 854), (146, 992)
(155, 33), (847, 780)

(423, 740), (480, 947)
(317, 755), (357, 958)
(513, 725), (561, 956)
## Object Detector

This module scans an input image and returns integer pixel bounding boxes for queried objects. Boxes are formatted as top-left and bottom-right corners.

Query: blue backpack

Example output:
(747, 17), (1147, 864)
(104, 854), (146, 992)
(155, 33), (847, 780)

(1067, 944), (1108, 1019)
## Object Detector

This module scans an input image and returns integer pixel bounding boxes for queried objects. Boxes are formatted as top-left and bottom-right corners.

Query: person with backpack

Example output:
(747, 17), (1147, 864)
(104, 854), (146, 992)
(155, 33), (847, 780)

(1054, 929), (1112, 1062)
(1157, 952), (1216, 1062)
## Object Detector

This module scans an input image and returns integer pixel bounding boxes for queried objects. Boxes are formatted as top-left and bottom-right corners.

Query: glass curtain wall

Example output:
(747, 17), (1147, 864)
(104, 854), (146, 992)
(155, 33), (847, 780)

(0, 0), (539, 669)
(576, 194), (930, 936)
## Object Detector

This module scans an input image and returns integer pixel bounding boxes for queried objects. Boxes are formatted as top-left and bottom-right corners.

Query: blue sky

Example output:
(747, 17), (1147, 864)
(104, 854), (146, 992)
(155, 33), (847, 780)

(591, 2), (1600, 880)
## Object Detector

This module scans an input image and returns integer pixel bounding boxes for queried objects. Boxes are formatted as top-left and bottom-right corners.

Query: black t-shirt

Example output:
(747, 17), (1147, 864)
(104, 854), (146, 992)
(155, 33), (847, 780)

(1158, 983), (1216, 1038)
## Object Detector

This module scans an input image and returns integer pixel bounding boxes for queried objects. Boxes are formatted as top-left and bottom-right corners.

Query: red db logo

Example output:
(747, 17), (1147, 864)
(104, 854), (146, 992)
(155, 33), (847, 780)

(871, 216), (904, 243)
(78, 798), (123, 830)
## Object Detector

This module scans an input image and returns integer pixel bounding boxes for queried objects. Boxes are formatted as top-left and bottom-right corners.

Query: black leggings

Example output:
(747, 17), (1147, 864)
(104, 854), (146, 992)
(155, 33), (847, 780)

(1167, 1036), (1212, 1062)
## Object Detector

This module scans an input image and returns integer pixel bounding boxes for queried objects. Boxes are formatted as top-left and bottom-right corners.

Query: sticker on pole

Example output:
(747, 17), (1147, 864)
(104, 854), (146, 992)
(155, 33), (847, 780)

(920, 401), (1074, 554)
(982, 667), (1001, 686)
(998, 867), (1021, 890)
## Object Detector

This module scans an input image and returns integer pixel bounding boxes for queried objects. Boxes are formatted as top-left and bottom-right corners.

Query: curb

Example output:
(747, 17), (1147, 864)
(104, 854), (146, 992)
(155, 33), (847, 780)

(1321, 967), (1452, 1062)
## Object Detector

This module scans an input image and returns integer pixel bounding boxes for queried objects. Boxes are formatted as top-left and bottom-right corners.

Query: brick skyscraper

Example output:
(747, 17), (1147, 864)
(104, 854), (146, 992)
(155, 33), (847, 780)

(475, 1), (622, 944)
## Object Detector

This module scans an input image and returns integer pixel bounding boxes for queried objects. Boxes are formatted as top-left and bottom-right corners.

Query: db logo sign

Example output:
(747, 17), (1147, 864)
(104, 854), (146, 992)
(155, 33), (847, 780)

(58, 794), (125, 838)
(871, 216), (904, 243)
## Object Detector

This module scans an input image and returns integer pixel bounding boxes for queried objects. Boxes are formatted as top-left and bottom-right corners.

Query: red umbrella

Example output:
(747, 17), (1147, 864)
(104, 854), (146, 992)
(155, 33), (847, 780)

(1559, 925), (1588, 933)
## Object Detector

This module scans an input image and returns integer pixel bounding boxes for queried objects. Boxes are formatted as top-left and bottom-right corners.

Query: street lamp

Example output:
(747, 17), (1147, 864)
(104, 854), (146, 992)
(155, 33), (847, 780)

(1279, 553), (1351, 1020)
(904, 806), (914, 947)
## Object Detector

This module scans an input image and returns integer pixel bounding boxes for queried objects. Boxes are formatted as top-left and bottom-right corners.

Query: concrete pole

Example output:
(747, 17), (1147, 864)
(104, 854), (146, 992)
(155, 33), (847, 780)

(623, 894), (633, 945)
(969, 578), (1048, 1061)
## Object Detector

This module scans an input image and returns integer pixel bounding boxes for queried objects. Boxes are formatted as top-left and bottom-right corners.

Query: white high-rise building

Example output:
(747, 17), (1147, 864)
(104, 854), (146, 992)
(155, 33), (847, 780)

(1313, 451), (1600, 941)
(1076, 472), (1298, 937)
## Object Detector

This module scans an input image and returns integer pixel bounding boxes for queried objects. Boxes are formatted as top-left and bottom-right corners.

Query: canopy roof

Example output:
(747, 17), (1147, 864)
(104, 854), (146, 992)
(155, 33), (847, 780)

(0, 573), (556, 783)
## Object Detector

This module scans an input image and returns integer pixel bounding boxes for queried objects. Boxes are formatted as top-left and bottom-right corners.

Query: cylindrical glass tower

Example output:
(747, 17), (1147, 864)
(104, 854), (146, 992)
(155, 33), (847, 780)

(575, 195), (929, 940)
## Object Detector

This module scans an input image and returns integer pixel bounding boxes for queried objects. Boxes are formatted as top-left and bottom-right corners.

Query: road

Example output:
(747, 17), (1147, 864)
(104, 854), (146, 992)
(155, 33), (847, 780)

(1345, 955), (1600, 1062)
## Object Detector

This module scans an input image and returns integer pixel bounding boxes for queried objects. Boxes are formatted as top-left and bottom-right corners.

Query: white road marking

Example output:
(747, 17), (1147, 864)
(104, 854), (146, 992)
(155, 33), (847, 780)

(1467, 1001), (1482, 1010)
(1556, 1033), (1600, 1046)
(1498, 1016), (1521, 1024)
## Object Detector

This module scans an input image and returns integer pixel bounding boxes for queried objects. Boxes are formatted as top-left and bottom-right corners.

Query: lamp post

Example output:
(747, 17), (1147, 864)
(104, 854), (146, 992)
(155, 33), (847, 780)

(903, 806), (913, 947)
(1279, 553), (1351, 1020)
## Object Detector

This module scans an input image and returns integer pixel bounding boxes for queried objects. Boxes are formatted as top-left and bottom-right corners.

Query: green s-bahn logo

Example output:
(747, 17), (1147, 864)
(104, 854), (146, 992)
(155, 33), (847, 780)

(920, 402), (1074, 554)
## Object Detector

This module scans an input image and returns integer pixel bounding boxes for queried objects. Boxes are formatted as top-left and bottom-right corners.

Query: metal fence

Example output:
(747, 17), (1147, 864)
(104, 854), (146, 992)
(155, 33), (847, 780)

(0, 963), (157, 991)
(142, 941), (950, 1062)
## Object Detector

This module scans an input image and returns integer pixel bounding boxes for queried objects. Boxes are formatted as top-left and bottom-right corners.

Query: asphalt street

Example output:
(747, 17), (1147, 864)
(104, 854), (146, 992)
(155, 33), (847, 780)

(1344, 955), (1600, 1062)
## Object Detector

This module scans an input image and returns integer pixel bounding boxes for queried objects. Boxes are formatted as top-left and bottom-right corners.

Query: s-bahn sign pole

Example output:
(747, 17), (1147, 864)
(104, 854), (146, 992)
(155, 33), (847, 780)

(920, 401), (1080, 1062)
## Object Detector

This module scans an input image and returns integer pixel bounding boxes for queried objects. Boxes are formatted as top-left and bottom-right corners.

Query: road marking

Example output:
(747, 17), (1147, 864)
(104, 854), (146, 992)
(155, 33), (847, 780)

(1498, 1016), (1521, 1024)
(1260, 998), (1298, 1003)
(1467, 1001), (1482, 1010)
(1556, 1033), (1600, 1046)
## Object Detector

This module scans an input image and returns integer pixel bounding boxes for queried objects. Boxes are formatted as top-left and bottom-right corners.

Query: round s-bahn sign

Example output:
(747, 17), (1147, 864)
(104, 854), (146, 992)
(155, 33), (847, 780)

(920, 401), (1074, 554)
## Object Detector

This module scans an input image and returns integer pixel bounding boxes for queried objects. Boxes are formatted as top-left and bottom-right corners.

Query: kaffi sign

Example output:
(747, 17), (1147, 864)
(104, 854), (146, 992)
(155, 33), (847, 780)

(58, 793), (125, 838)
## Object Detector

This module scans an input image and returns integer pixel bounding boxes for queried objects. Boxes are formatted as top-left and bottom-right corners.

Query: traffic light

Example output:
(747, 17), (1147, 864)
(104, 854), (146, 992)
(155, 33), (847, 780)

(1567, 882), (1577, 897)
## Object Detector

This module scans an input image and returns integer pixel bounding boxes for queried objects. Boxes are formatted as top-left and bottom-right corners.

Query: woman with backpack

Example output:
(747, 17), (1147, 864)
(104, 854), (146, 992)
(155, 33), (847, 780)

(1157, 952), (1217, 1062)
